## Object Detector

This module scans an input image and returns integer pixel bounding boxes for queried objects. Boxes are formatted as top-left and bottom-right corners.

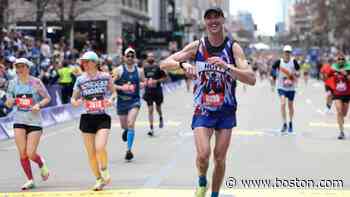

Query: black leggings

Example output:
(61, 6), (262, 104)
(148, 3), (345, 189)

(60, 83), (73, 104)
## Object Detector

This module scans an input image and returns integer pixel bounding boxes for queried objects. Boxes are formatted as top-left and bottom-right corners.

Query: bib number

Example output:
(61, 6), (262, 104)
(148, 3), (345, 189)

(84, 99), (105, 112)
(16, 96), (33, 110)
(283, 78), (293, 88)
(202, 92), (224, 108)
(336, 81), (347, 92)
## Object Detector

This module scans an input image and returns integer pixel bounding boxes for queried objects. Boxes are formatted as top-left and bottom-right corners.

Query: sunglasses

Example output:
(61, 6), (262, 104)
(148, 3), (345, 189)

(338, 58), (345, 61)
(126, 55), (135, 58)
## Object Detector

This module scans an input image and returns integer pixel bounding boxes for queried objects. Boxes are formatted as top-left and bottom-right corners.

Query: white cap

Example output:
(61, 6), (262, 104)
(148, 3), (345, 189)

(14, 58), (32, 67)
(283, 45), (293, 52)
(124, 47), (136, 56)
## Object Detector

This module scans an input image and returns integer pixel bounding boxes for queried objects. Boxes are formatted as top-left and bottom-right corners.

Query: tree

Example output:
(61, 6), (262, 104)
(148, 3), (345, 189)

(0, 0), (9, 30)
(34, 0), (52, 39)
(50, 0), (107, 48)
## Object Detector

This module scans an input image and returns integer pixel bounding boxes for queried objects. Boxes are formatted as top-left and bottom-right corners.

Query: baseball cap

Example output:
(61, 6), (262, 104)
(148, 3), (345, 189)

(283, 45), (293, 52)
(14, 58), (32, 67)
(124, 47), (136, 56)
(204, 7), (224, 18)
(80, 51), (99, 62)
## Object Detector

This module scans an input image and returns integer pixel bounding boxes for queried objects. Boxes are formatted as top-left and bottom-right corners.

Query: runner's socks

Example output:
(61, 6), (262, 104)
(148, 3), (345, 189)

(211, 192), (219, 197)
(199, 175), (207, 187)
(20, 157), (33, 180)
(127, 129), (135, 150)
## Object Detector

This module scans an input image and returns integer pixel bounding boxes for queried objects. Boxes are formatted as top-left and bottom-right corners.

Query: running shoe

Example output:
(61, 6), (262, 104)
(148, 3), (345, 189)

(101, 169), (111, 185)
(280, 123), (287, 133)
(21, 180), (35, 190)
(338, 131), (346, 140)
(125, 150), (134, 161)
(147, 130), (154, 137)
(122, 129), (127, 142)
(91, 178), (105, 191)
(195, 186), (208, 197)
(40, 161), (50, 181)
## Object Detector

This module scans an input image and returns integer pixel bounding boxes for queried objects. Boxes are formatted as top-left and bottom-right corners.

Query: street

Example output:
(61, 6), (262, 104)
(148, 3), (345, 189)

(0, 79), (349, 196)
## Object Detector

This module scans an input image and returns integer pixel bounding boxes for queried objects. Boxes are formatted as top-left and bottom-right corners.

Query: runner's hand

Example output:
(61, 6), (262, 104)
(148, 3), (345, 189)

(148, 78), (157, 87)
(208, 57), (228, 69)
(181, 62), (196, 77)
(104, 99), (113, 108)
(72, 99), (82, 107)
(32, 104), (40, 113)
(5, 97), (15, 107)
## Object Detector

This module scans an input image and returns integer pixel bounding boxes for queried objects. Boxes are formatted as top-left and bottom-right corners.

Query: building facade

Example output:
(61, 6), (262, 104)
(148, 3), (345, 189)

(7, 0), (150, 54)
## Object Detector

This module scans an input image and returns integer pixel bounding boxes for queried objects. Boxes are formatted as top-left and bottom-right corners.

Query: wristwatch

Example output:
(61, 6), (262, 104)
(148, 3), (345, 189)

(179, 61), (185, 70)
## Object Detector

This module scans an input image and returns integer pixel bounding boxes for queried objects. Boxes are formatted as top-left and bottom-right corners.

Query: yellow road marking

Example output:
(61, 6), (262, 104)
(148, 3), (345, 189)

(1, 189), (349, 197)
(309, 122), (350, 128)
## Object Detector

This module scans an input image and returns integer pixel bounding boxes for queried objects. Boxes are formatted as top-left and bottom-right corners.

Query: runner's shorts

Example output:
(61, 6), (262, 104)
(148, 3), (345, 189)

(332, 95), (350, 103)
(13, 123), (42, 135)
(117, 101), (141, 115)
(79, 113), (111, 134)
(278, 89), (296, 101)
(143, 91), (164, 106)
(191, 111), (236, 130)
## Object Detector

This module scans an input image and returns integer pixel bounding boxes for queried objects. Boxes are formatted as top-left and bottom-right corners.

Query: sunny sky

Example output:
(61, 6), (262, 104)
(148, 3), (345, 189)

(230, 0), (283, 36)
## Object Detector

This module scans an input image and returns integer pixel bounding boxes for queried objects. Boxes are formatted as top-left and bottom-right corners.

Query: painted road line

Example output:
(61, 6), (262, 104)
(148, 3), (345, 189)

(309, 122), (350, 128)
(112, 121), (182, 127)
(1, 189), (349, 197)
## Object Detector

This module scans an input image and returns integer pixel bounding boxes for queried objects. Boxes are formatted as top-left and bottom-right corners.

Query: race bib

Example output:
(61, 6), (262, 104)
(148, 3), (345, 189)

(15, 95), (33, 110)
(283, 78), (293, 88)
(202, 91), (224, 108)
(84, 99), (105, 112)
(336, 81), (347, 92)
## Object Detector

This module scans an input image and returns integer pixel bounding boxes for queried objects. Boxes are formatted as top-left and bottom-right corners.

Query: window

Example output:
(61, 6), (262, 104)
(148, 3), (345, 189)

(122, 0), (126, 6)
(144, 0), (148, 12)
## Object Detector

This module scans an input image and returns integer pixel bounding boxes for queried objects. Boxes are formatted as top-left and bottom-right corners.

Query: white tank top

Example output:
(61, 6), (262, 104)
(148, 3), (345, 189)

(277, 58), (297, 91)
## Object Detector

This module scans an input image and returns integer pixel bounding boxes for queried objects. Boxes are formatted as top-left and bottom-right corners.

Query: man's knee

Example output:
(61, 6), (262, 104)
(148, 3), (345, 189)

(213, 151), (226, 166)
(197, 150), (210, 164)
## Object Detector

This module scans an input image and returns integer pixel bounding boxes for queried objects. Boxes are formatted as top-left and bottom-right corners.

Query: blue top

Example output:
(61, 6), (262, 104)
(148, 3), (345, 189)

(193, 37), (237, 115)
(114, 64), (141, 107)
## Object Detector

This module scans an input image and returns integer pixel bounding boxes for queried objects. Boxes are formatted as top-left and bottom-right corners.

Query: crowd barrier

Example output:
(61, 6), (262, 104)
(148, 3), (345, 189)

(0, 79), (186, 141)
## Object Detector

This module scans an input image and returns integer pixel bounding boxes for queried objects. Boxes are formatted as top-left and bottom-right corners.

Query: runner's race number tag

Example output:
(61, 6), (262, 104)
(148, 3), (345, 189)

(336, 80), (347, 92)
(84, 99), (105, 112)
(202, 91), (224, 108)
(16, 95), (33, 110)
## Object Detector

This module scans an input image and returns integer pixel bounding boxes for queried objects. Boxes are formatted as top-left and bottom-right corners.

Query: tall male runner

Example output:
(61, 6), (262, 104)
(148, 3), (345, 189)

(161, 7), (256, 197)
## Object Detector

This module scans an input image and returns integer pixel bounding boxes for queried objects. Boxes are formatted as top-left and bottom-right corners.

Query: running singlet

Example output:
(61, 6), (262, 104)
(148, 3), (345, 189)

(74, 72), (113, 114)
(144, 65), (165, 93)
(276, 58), (298, 91)
(193, 37), (237, 114)
(114, 65), (140, 105)
(329, 63), (350, 96)
(7, 77), (50, 127)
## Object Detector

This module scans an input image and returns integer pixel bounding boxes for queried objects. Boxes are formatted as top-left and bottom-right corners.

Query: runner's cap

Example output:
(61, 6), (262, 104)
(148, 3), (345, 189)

(124, 48), (136, 56)
(14, 58), (32, 67)
(80, 51), (99, 62)
(283, 45), (293, 52)
(204, 7), (224, 18)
